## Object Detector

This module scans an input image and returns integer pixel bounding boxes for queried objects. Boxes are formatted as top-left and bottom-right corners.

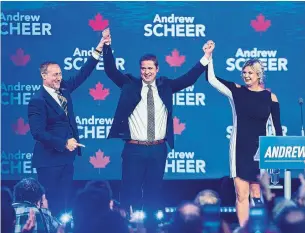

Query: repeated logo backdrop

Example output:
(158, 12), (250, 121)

(1, 1), (305, 180)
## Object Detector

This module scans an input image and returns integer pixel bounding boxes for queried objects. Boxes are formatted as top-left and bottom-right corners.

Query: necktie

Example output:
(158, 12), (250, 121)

(55, 90), (68, 114)
(147, 84), (155, 141)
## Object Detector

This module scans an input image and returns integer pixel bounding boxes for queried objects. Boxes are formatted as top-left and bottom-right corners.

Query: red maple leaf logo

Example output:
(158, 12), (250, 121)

(251, 14), (271, 33)
(173, 116), (186, 135)
(89, 13), (109, 31)
(12, 117), (30, 135)
(166, 49), (186, 68)
(89, 82), (110, 101)
(11, 49), (30, 66)
(89, 149), (110, 169)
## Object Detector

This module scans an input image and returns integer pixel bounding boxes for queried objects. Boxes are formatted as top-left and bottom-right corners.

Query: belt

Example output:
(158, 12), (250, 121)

(127, 139), (165, 146)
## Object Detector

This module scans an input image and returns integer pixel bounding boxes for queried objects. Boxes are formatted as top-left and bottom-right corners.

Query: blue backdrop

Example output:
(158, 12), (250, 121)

(1, 1), (305, 180)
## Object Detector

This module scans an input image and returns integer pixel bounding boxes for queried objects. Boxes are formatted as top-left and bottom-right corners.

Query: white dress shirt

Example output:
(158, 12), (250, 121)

(128, 80), (168, 141)
(43, 85), (61, 106)
(128, 56), (209, 141)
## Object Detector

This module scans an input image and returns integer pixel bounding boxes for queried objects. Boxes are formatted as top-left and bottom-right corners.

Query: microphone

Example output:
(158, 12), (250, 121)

(299, 98), (304, 136)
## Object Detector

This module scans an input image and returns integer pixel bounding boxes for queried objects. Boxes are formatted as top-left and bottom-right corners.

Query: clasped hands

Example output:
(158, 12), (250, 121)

(203, 40), (215, 59)
(95, 28), (112, 52)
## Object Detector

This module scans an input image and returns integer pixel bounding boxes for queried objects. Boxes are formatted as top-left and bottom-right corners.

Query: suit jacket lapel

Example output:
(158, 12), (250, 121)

(134, 79), (142, 102)
(41, 87), (65, 116)
(135, 77), (166, 101)
(156, 78), (165, 100)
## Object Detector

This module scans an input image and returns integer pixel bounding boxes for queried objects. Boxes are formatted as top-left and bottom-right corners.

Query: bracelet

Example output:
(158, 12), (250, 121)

(94, 49), (102, 54)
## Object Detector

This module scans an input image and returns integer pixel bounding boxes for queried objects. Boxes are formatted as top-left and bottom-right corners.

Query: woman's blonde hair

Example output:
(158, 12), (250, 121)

(242, 59), (265, 84)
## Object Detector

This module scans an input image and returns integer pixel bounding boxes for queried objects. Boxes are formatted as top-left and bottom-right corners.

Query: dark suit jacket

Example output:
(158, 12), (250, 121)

(28, 56), (98, 168)
(103, 45), (207, 149)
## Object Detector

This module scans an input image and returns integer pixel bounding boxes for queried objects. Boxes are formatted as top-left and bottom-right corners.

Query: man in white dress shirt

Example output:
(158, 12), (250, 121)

(102, 29), (212, 224)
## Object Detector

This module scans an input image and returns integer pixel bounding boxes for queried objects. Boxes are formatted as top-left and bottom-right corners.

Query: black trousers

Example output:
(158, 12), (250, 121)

(36, 164), (74, 217)
(120, 141), (168, 214)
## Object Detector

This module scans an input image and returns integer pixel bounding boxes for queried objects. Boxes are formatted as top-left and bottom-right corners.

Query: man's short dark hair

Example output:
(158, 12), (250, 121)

(39, 61), (58, 74)
(13, 178), (45, 204)
(84, 180), (113, 199)
(139, 54), (158, 68)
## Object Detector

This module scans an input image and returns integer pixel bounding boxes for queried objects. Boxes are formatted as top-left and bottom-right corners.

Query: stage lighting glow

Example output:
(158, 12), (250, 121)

(165, 207), (176, 213)
(163, 206), (236, 214)
(60, 213), (72, 223)
(220, 207), (236, 213)
(156, 210), (164, 220)
(132, 210), (146, 221)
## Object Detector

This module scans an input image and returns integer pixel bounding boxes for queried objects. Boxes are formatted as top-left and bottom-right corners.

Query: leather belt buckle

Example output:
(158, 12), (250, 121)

(127, 139), (164, 146)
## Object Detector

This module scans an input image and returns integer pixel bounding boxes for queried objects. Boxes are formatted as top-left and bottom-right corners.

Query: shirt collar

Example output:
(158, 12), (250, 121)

(43, 85), (57, 94)
(142, 80), (157, 89)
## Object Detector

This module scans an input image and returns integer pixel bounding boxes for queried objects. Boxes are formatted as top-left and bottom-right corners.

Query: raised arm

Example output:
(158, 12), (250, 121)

(63, 36), (106, 93)
(63, 56), (99, 93)
(203, 41), (236, 98)
(169, 41), (214, 93)
(168, 61), (208, 93)
(102, 28), (132, 88)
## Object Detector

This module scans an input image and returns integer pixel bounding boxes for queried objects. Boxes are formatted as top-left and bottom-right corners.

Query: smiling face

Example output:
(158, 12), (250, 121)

(242, 66), (260, 87)
(241, 59), (264, 88)
(41, 63), (62, 90)
(140, 60), (159, 84)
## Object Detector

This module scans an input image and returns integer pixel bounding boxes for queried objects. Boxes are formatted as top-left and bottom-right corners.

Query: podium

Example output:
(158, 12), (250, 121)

(259, 136), (305, 199)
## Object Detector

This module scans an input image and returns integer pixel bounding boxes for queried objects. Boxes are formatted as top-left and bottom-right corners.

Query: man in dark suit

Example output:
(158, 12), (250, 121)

(28, 37), (106, 217)
(102, 29), (211, 219)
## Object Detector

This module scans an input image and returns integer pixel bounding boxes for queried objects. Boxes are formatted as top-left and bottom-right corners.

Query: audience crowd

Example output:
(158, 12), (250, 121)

(2, 171), (305, 233)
